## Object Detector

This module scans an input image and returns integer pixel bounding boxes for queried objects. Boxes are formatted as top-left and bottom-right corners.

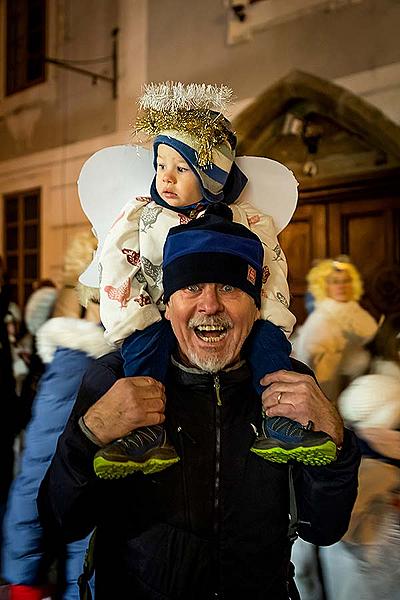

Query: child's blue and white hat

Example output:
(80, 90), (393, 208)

(134, 82), (247, 204)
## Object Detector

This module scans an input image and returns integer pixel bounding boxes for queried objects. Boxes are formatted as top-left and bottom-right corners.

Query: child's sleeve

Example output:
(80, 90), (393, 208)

(99, 197), (162, 346)
(230, 197), (296, 337)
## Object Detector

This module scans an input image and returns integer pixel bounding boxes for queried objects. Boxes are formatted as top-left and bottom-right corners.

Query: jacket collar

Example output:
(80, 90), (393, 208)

(170, 353), (251, 387)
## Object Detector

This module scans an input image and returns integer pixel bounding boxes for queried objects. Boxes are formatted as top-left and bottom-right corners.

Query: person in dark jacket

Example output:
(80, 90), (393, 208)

(0, 257), (18, 571)
(38, 213), (360, 600)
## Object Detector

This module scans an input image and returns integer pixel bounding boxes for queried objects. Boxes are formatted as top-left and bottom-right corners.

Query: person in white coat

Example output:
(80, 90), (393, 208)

(293, 256), (378, 403)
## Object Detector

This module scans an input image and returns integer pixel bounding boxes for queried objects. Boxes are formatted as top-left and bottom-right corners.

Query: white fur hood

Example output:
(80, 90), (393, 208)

(36, 317), (114, 364)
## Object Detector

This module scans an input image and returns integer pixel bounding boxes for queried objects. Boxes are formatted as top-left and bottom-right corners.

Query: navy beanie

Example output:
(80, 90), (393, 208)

(163, 204), (263, 307)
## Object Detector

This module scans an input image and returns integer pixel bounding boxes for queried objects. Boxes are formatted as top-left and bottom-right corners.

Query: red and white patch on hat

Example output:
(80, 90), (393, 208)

(247, 265), (257, 285)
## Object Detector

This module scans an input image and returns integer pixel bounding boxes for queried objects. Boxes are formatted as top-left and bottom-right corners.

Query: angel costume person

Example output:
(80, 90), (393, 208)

(81, 82), (337, 479)
(293, 258), (378, 403)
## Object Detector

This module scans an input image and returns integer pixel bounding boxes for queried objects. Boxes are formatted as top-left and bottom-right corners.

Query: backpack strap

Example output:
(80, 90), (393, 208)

(78, 528), (96, 600)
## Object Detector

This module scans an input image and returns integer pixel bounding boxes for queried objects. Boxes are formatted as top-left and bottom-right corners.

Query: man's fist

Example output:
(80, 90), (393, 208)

(83, 376), (166, 445)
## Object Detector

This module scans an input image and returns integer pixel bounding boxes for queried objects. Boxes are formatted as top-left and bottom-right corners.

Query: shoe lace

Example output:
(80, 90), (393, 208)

(119, 425), (163, 450)
(267, 416), (308, 437)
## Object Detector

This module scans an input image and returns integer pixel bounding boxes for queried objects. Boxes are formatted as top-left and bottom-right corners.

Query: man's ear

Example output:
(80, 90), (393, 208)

(165, 303), (170, 321)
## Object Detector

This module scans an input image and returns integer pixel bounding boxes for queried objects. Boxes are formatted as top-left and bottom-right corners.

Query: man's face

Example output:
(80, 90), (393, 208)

(155, 144), (202, 207)
(165, 283), (259, 373)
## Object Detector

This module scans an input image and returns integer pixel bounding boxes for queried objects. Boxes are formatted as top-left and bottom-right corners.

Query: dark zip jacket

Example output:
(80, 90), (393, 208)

(38, 352), (360, 599)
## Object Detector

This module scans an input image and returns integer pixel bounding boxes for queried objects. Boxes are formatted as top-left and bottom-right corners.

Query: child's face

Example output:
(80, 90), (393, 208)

(155, 144), (202, 207)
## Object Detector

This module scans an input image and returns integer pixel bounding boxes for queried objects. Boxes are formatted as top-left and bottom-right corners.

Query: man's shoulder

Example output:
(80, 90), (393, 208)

(81, 350), (124, 400)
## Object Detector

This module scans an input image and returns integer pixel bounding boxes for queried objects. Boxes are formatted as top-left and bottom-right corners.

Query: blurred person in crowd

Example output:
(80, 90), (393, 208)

(3, 281), (56, 400)
(291, 256), (378, 600)
(1, 232), (112, 600)
(319, 312), (400, 600)
(0, 257), (18, 575)
(5, 301), (26, 395)
(16, 282), (58, 433)
(293, 256), (378, 403)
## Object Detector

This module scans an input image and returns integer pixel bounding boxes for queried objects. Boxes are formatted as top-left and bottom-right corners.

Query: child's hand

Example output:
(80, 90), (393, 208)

(83, 376), (166, 445)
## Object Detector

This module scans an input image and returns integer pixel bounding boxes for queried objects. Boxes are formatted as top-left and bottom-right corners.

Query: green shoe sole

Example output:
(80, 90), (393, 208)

(250, 440), (337, 466)
(94, 454), (180, 479)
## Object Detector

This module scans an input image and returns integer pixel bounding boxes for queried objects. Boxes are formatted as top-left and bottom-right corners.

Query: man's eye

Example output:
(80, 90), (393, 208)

(220, 284), (234, 293)
(157, 163), (165, 170)
(186, 284), (201, 293)
(177, 166), (188, 173)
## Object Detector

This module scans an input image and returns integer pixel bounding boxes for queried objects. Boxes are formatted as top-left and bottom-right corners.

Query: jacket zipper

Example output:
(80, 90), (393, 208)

(177, 425), (192, 531)
(214, 374), (222, 406)
(213, 375), (222, 533)
(213, 374), (221, 533)
(213, 374), (222, 598)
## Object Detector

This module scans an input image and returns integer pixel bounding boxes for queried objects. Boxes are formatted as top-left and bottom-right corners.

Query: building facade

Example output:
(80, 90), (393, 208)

(1, 0), (400, 317)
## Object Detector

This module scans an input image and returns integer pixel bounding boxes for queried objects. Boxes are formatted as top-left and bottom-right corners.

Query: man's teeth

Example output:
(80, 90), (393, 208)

(195, 325), (228, 342)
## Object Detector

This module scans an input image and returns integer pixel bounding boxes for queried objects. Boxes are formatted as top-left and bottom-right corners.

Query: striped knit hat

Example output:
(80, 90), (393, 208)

(134, 82), (247, 204)
(153, 127), (242, 204)
(163, 204), (263, 307)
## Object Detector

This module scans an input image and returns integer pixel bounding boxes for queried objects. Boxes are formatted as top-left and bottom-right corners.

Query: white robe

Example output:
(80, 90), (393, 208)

(293, 298), (378, 402)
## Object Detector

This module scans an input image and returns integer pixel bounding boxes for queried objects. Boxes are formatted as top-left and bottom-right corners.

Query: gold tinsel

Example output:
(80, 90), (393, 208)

(133, 82), (234, 167)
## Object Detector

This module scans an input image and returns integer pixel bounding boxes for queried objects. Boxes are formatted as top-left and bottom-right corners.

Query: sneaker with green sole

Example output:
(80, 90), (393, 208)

(94, 425), (179, 479)
(250, 416), (337, 466)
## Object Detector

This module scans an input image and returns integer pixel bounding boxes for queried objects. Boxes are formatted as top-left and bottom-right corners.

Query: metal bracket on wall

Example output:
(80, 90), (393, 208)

(44, 28), (119, 99)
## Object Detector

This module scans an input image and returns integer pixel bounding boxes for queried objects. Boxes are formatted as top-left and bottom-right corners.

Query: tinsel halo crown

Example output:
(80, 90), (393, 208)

(133, 82), (235, 167)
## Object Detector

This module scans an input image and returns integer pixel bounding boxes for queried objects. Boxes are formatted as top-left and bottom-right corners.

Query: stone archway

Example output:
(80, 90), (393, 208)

(234, 69), (400, 183)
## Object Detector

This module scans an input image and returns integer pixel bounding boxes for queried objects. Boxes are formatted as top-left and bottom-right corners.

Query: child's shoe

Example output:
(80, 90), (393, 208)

(251, 416), (337, 466)
(93, 424), (179, 479)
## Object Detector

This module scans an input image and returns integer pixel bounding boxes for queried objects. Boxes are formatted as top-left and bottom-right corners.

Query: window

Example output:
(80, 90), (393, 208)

(6, 0), (46, 96)
(3, 189), (41, 307)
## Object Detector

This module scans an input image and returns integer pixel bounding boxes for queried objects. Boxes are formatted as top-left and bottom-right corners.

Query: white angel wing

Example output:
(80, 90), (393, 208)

(235, 156), (298, 234)
(78, 145), (154, 288)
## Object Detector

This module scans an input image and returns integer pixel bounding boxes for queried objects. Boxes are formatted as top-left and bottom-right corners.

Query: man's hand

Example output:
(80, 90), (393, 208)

(260, 370), (344, 447)
(83, 377), (166, 445)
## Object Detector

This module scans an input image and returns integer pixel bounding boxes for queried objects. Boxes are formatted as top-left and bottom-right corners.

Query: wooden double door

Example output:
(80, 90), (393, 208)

(279, 170), (400, 326)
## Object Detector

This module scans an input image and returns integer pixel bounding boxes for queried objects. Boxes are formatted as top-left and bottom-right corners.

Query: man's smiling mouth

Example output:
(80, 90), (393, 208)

(194, 325), (228, 343)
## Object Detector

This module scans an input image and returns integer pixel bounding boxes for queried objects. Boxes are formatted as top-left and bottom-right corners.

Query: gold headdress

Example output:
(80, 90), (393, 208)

(133, 81), (234, 167)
